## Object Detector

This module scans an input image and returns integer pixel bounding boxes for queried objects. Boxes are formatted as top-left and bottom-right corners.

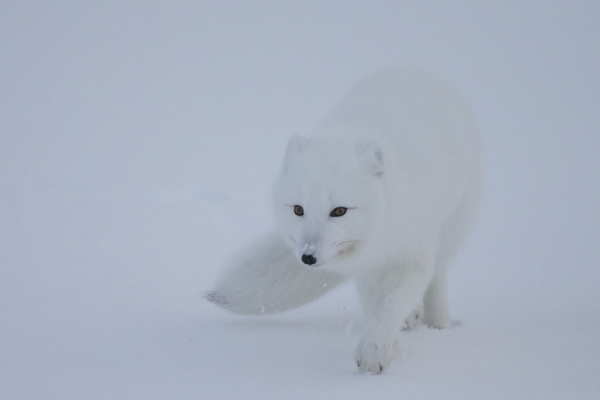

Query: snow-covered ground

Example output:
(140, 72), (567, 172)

(1, 2), (599, 399)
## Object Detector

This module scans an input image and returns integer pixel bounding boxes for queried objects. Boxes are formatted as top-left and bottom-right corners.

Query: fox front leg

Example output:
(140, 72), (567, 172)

(354, 262), (432, 374)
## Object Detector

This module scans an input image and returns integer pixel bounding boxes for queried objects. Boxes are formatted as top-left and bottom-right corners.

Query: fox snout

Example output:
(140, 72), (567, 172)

(300, 242), (319, 266)
(301, 254), (317, 265)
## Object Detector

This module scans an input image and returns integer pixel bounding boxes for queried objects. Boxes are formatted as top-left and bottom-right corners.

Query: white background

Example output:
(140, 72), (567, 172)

(1, 1), (599, 399)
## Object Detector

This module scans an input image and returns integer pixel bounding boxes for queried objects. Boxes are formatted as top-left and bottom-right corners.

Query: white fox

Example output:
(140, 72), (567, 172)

(207, 68), (483, 374)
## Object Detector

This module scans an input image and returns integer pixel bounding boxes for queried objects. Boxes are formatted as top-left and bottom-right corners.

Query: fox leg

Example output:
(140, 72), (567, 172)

(423, 264), (452, 329)
(354, 260), (433, 374)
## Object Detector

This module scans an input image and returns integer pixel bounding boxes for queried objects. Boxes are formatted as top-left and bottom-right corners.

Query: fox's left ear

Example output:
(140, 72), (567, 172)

(356, 141), (384, 176)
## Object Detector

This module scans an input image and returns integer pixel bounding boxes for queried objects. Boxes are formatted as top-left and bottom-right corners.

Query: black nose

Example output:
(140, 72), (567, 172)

(301, 254), (317, 265)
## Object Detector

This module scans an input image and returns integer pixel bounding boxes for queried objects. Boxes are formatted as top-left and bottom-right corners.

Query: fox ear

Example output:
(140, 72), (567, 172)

(356, 141), (384, 176)
(282, 135), (309, 173)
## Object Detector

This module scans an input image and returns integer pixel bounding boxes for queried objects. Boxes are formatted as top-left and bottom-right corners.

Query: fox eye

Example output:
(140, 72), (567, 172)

(330, 207), (347, 217)
(293, 205), (304, 216)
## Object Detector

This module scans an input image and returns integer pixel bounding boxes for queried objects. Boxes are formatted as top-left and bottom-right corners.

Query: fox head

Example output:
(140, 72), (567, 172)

(273, 134), (386, 268)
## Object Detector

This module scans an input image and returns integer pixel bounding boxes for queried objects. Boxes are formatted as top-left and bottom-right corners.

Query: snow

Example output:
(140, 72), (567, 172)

(1, 1), (599, 399)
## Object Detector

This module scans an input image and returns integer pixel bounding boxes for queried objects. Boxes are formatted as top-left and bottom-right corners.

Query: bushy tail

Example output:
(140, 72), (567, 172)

(206, 231), (344, 315)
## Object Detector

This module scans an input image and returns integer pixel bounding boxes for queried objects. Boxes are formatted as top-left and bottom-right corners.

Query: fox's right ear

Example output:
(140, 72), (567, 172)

(282, 135), (309, 173)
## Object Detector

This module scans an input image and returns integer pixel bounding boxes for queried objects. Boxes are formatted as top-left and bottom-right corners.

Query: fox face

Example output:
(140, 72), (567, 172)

(273, 135), (386, 268)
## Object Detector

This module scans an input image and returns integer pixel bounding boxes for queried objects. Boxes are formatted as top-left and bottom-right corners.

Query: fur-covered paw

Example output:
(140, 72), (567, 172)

(403, 304), (423, 331)
(355, 333), (400, 374)
(423, 314), (451, 330)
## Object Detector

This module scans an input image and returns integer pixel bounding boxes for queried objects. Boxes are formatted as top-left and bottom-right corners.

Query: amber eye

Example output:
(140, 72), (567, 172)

(330, 207), (347, 217)
(293, 205), (304, 216)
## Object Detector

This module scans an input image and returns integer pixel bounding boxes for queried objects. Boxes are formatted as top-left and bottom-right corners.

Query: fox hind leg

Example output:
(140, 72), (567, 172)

(423, 265), (451, 329)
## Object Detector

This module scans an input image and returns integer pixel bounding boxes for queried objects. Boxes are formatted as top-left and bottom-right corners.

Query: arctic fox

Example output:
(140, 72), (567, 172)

(207, 68), (483, 374)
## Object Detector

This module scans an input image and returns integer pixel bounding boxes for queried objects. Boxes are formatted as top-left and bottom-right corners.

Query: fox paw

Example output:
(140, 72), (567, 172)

(403, 304), (423, 331)
(423, 312), (451, 330)
(355, 333), (400, 374)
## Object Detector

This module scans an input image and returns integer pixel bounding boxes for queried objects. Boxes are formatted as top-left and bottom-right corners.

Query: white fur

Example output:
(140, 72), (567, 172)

(207, 67), (483, 374)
